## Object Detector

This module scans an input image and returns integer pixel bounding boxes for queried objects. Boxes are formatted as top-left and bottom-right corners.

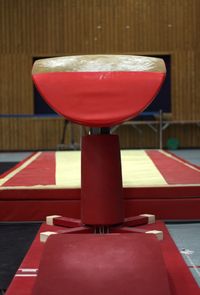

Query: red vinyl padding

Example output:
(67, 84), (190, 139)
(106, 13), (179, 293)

(32, 71), (165, 126)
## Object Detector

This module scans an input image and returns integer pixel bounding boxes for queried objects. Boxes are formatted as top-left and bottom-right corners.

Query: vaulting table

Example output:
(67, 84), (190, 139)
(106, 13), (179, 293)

(31, 54), (173, 295)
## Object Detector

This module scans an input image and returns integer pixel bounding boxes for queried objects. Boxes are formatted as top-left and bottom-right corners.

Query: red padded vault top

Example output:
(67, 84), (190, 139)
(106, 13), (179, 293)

(32, 55), (166, 127)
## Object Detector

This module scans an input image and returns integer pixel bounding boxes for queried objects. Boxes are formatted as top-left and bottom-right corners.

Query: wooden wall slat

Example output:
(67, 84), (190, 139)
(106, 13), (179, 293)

(0, 118), (66, 150)
(0, 54), (33, 113)
(0, 0), (199, 150)
(0, 0), (198, 53)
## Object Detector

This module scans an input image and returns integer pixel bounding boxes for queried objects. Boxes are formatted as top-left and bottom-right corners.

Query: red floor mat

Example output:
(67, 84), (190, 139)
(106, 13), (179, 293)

(3, 152), (56, 187)
(0, 151), (199, 221)
(147, 150), (200, 184)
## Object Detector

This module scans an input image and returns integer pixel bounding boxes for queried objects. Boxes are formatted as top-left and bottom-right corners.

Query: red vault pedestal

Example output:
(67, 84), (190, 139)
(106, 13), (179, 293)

(81, 134), (124, 225)
(32, 234), (171, 295)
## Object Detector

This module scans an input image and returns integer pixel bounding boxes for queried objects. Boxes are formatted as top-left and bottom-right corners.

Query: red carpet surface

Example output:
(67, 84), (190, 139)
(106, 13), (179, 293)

(5, 221), (200, 295)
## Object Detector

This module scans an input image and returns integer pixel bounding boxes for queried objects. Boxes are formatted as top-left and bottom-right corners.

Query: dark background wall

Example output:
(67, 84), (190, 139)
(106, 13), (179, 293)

(0, 0), (199, 150)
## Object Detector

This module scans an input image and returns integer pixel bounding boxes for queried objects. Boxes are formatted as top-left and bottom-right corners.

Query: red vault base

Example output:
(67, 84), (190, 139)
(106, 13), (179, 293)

(32, 234), (171, 295)
(5, 222), (200, 295)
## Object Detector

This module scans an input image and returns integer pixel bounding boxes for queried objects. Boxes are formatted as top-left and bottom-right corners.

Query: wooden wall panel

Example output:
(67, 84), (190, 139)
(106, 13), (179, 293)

(0, 54), (33, 113)
(172, 51), (199, 120)
(0, 117), (84, 150)
(115, 123), (200, 149)
(0, 118), (66, 150)
(0, 0), (199, 150)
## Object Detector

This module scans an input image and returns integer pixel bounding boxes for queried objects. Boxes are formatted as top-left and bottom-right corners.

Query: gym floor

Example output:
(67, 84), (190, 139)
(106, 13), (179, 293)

(0, 149), (199, 293)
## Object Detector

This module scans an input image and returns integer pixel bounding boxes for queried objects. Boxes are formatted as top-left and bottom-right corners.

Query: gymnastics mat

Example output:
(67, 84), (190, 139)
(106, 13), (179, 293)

(0, 150), (199, 221)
